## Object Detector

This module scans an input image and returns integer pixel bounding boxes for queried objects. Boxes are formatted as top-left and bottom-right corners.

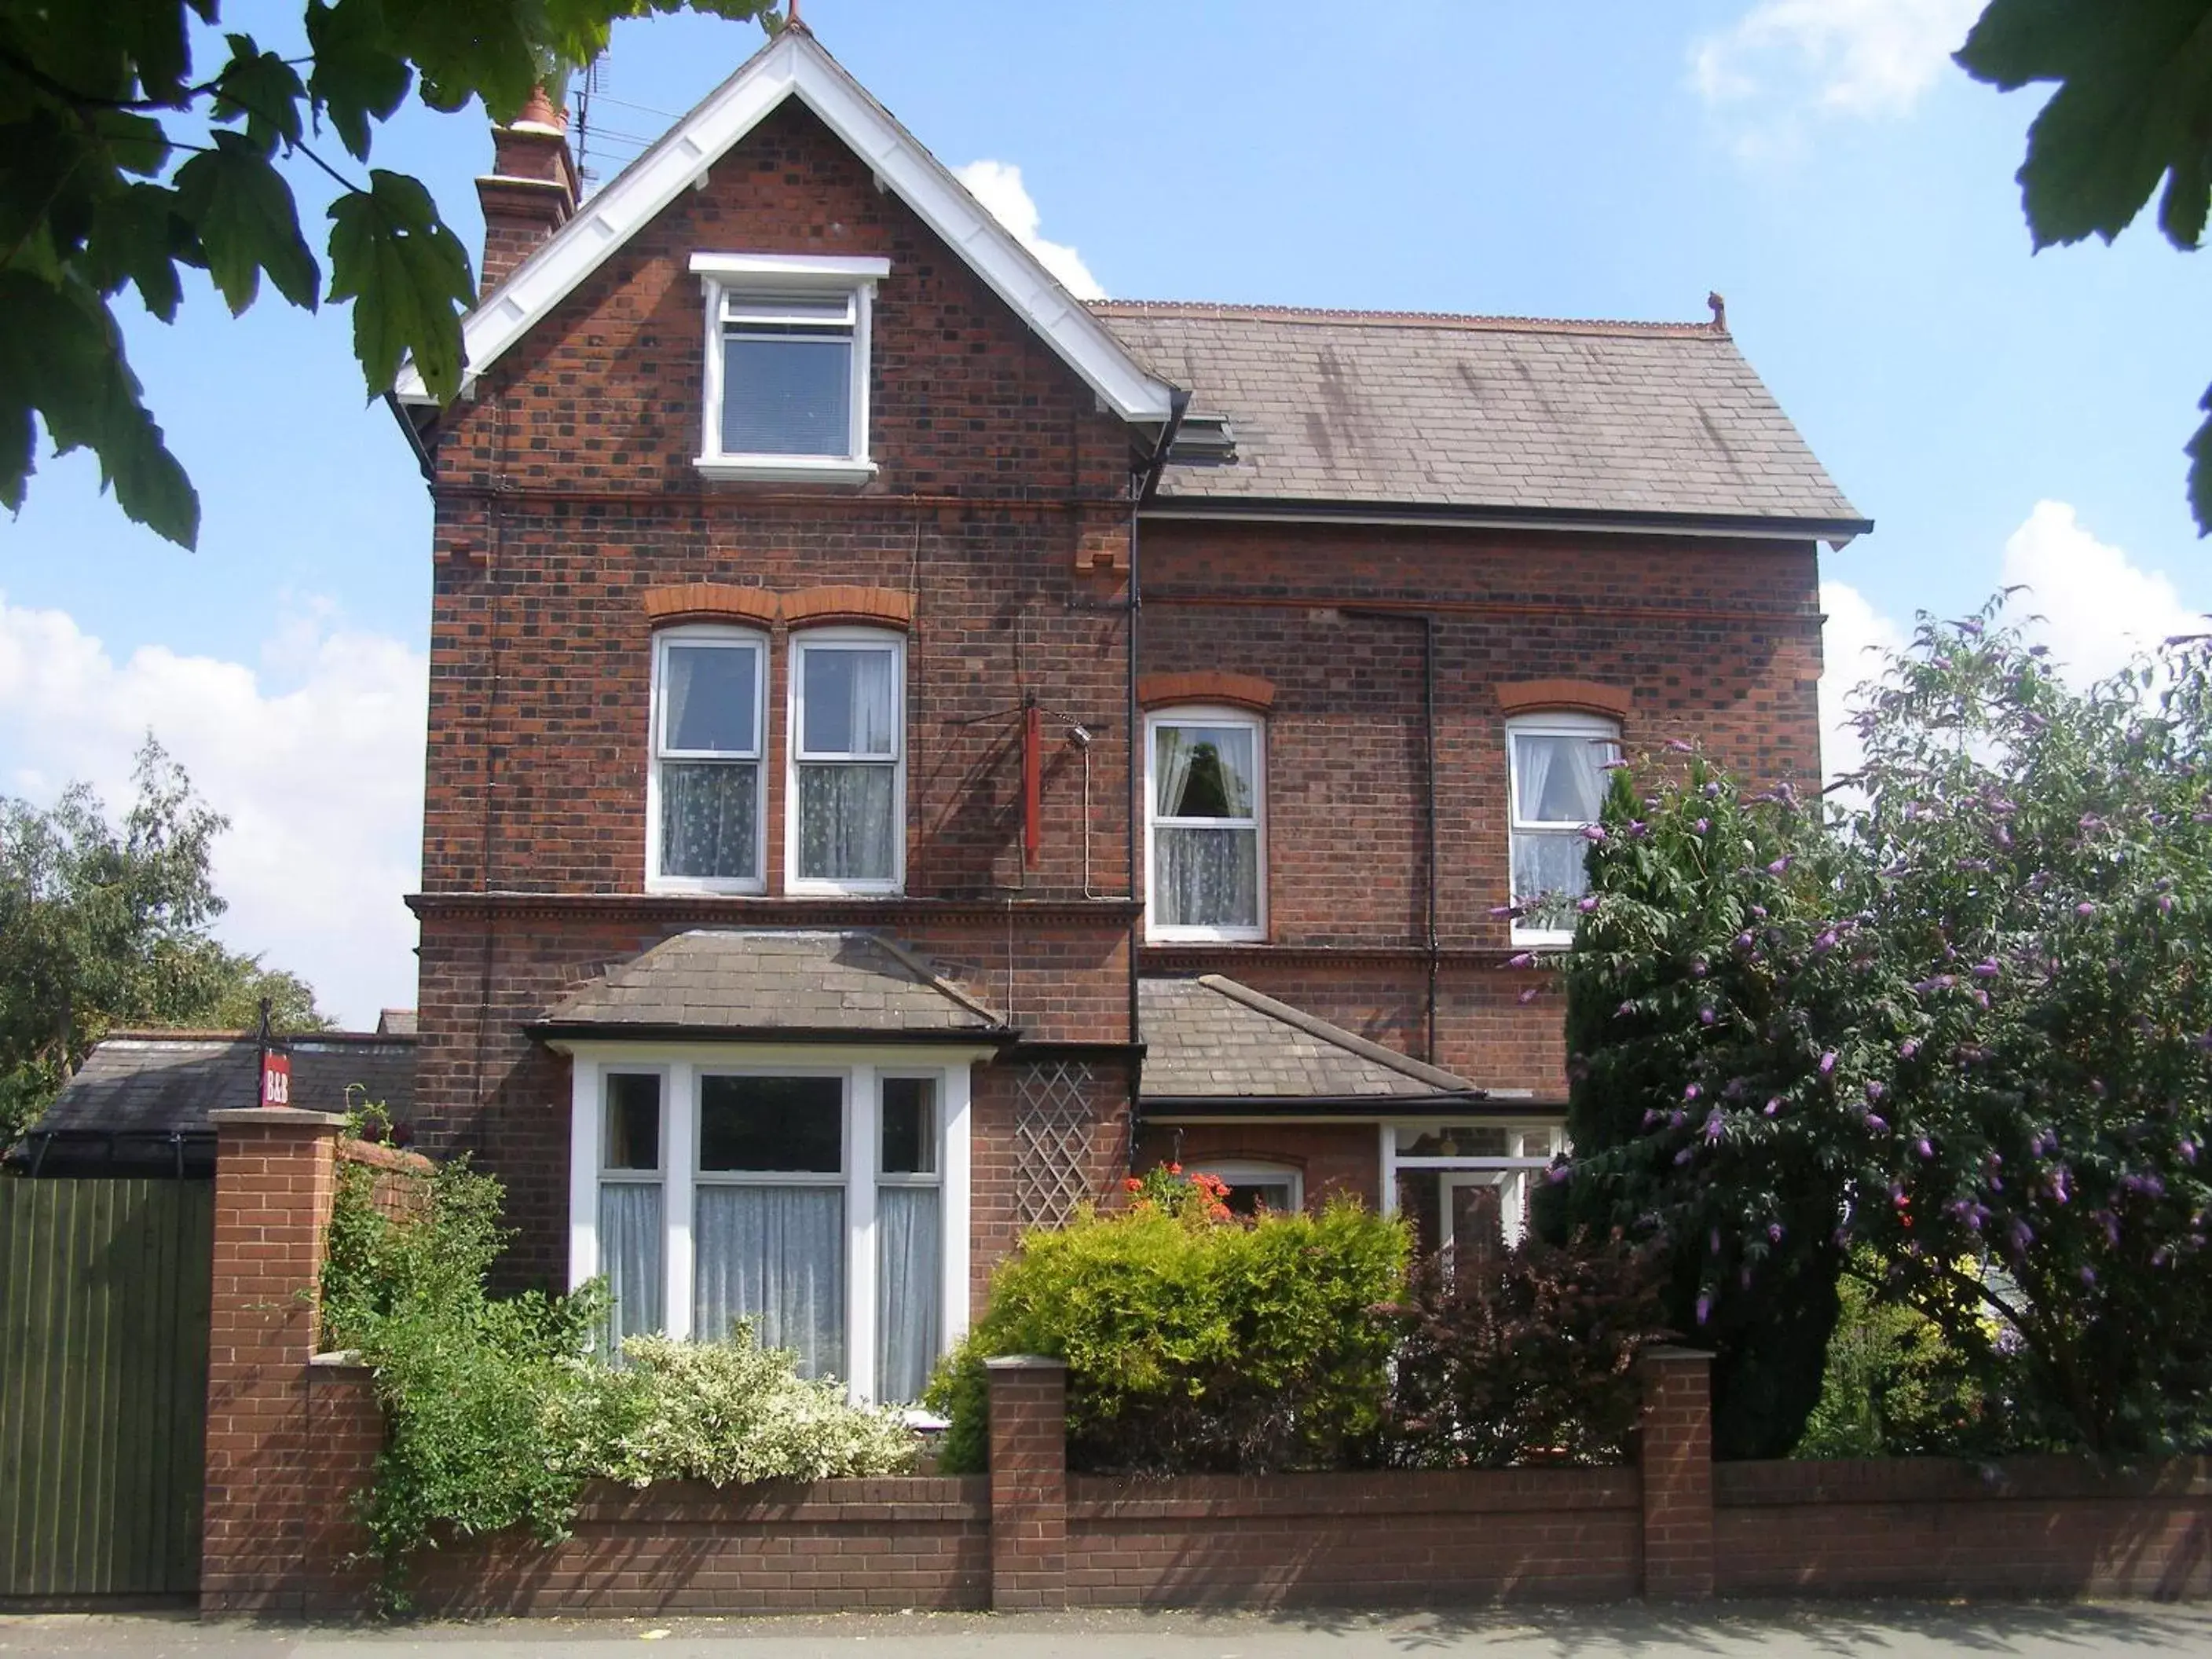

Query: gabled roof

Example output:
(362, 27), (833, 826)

(531, 928), (1013, 1042)
(1099, 302), (1869, 539)
(27, 1031), (417, 1137)
(1139, 975), (1480, 1104)
(396, 26), (1174, 423)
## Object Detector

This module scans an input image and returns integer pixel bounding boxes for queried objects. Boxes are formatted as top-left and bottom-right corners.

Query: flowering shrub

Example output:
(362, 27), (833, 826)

(322, 1159), (913, 1608)
(1557, 599), (2212, 1457)
(555, 1331), (914, 1489)
(1379, 1232), (1672, 1467)
(925, 1169), (1405, 1474)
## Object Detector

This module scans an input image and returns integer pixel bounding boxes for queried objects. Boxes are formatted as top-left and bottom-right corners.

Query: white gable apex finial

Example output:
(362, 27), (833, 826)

(394, 27), (1176, 424)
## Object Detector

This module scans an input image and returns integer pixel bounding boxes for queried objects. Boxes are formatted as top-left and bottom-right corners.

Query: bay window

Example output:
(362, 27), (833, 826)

(1505, 711), (1619, 943)
(649, 627), (765, 892)
(567, 1047), (973, 1404)
(789, 631), (904, 893)
(1146, 707), (1265, 940)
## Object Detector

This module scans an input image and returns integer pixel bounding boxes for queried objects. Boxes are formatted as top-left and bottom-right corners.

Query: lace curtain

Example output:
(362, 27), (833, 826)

(694, 1185), (846, 1381)
(1155, 826), (1258, 928)
(797, 765), (895, 881)
(876, 1186), (941, 1404)
(661, 761), (758, 878)
(598, 1183), (663, 1350)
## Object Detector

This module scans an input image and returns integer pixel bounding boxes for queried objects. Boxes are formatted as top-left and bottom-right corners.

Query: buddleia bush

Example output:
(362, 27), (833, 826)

(1555, 598), (2212, 1459)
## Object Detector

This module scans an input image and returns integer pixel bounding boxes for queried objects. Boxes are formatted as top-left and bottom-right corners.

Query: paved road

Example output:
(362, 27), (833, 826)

(3, 1605), (2209, 1658)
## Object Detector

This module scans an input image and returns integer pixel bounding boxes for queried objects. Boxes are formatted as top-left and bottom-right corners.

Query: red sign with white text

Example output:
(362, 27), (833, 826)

(261, 1051), (291, 1108)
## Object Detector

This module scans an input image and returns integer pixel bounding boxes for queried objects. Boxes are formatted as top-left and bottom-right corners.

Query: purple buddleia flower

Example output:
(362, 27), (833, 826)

(1668, 1111), (1686, 1130)
(1703, 782), (1722, 800)
(1900, 1038), (1921, 1060)
(1667, 738), (1695, 753)
(1865, 1080), (1886, 1103)
(1865, 1115), (1888, 1133)
(1749, 904), (1768, 920)
(1694, 818), (1711, 833)
(1577, 894), (1600, 913)
(1763, 1097), (1782, 1116)
(1699, 1006), (1716, 1026)
(1767, 1222), (1784, 1243)
(1972, 960), (2001, 978)
(1518, 987), (1540, 1005)
(1675, 1148), (1696, 1166)
(2009, 1218), (2034, 1254)
(2160, 894), (2177, 915)
(1814, 929), (1838, 953)
(1703, 1112), (1723, 1144)
(2080, 1265), (2097, 1286)
(1695, 1293), (1712, 1326)
(2181, 1140), (2199, 1166)
(1766, 855), (1793, 876)
(1617, 1000), (1637, 1019)
(1507, 952), (1535, 969)
(1684, 1082), (1702, 1101)
(1690, 957), (1709, 979)
(1547, 1164), (1571, 1184)
(1914, 1137), (1934, 1159)
(2050, 1166), (2071, 1205)
(1581, 824), (1607, 843)
(1819, 1051), (1838, 1075)
(1735, 931), (1755, 950)
(1643, 1109), (1663, 1127)
(2075, 901), (2097, 918)
(1489, 904), (1518, 917)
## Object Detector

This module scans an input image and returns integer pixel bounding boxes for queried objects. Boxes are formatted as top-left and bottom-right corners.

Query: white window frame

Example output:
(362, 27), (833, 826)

(564, 1041), (986, 1405)
(1187, 1159), (1303, 1214)
(786, 628), (906, 897)
(691, 252), (888, 485)
(646, 624), (768, 895)
(1378, 1120), (1565, 1251)
(1505, 710), (1621, 948)
(1144, 704), (1267, 943)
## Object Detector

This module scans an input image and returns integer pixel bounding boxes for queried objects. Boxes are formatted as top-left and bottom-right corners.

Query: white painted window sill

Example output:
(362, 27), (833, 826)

(693, 456), (878, 485)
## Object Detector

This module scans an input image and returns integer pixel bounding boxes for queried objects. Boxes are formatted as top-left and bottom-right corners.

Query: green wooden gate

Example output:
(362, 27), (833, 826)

(0, 1178), (212, 1602)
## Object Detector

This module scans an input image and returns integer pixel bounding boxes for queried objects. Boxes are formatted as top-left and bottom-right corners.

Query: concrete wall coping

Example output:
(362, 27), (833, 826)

(209, 1108), (351, 1129)
(983, 1354), (1068, 1372)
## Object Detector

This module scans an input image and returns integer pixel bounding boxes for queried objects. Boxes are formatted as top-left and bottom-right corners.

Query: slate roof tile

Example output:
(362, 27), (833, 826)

(1139, 976), (1477, 1101)
(1094, 303), (1863, 528)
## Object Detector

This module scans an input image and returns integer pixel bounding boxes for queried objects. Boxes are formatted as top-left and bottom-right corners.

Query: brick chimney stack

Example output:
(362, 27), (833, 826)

(476, 82), (580, 292)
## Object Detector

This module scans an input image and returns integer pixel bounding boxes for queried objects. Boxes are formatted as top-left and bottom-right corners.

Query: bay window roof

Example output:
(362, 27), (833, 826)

(532, 929), (1009, 1043)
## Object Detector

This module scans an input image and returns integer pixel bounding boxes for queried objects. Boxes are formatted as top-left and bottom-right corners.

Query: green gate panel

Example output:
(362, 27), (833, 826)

(0, 1178), (212, 1600)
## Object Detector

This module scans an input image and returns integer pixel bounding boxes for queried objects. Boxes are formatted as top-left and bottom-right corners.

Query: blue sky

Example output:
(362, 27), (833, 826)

(1, 0), (2206, 1024)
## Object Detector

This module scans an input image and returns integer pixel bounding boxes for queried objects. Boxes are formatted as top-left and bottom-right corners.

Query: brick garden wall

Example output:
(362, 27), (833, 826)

(205, 1113), (2212, 1616)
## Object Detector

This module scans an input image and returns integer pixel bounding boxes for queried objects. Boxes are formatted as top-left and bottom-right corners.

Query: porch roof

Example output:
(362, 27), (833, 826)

(529, 928), (1013, 1042)
(1138, 975), (1481, 1104)
(27, 1031), (417, 1137)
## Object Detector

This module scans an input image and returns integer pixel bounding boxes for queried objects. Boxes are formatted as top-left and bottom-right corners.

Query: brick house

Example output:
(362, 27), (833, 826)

(386, 23), (1865, 1404)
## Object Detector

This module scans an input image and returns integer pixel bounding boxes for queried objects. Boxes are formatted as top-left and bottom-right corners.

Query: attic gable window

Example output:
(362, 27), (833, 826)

(691, 253), (889, 485)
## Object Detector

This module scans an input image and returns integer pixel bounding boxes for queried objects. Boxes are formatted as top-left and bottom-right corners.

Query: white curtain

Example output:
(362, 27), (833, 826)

(1514, 734), (1607, 822)
(598, 1183), (664, 1349)
(876, 1186), (942, 1404)
(797, 765), (895, 880)
(661, 761), (757, 878)
(694, 1185), (846, 1380)
(1512, 733), (1557, 822)
(1156, 826), (1258, 927)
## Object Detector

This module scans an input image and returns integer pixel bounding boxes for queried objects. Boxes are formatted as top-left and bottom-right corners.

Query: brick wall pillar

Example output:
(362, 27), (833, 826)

(1636, 1346), (1716, 1600)
(986, 1355), (1068, 1611)
(203, 1108), (360, 1613)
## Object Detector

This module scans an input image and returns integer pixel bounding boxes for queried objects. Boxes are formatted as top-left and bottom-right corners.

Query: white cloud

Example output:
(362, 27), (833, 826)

(1821, 501), (2206, 783)
(953, 159), (1104, 300)
(1820, 577), (1907, 786)
(1692, 0), (1979, 152)
(1997, 500), (2202, 685)
(0, 595), (427, 1029)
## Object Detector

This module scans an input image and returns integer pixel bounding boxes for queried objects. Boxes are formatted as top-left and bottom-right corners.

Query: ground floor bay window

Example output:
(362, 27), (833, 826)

(562, 1043), (980, 1404)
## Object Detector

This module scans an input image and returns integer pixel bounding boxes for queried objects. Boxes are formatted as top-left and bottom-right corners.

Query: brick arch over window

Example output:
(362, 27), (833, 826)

(1137, 671), (1276, 713)
(642, 583), (779, 628)
(783, 586), (914, 632)
(1496, 679), (1632, 721)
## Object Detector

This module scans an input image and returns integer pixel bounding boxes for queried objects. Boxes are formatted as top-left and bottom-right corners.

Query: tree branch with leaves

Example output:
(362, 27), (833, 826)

(0, 0), (779, 548)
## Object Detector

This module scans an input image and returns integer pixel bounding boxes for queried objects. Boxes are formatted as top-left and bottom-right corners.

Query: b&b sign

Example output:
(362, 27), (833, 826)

(261, 1051), (292, 1108)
